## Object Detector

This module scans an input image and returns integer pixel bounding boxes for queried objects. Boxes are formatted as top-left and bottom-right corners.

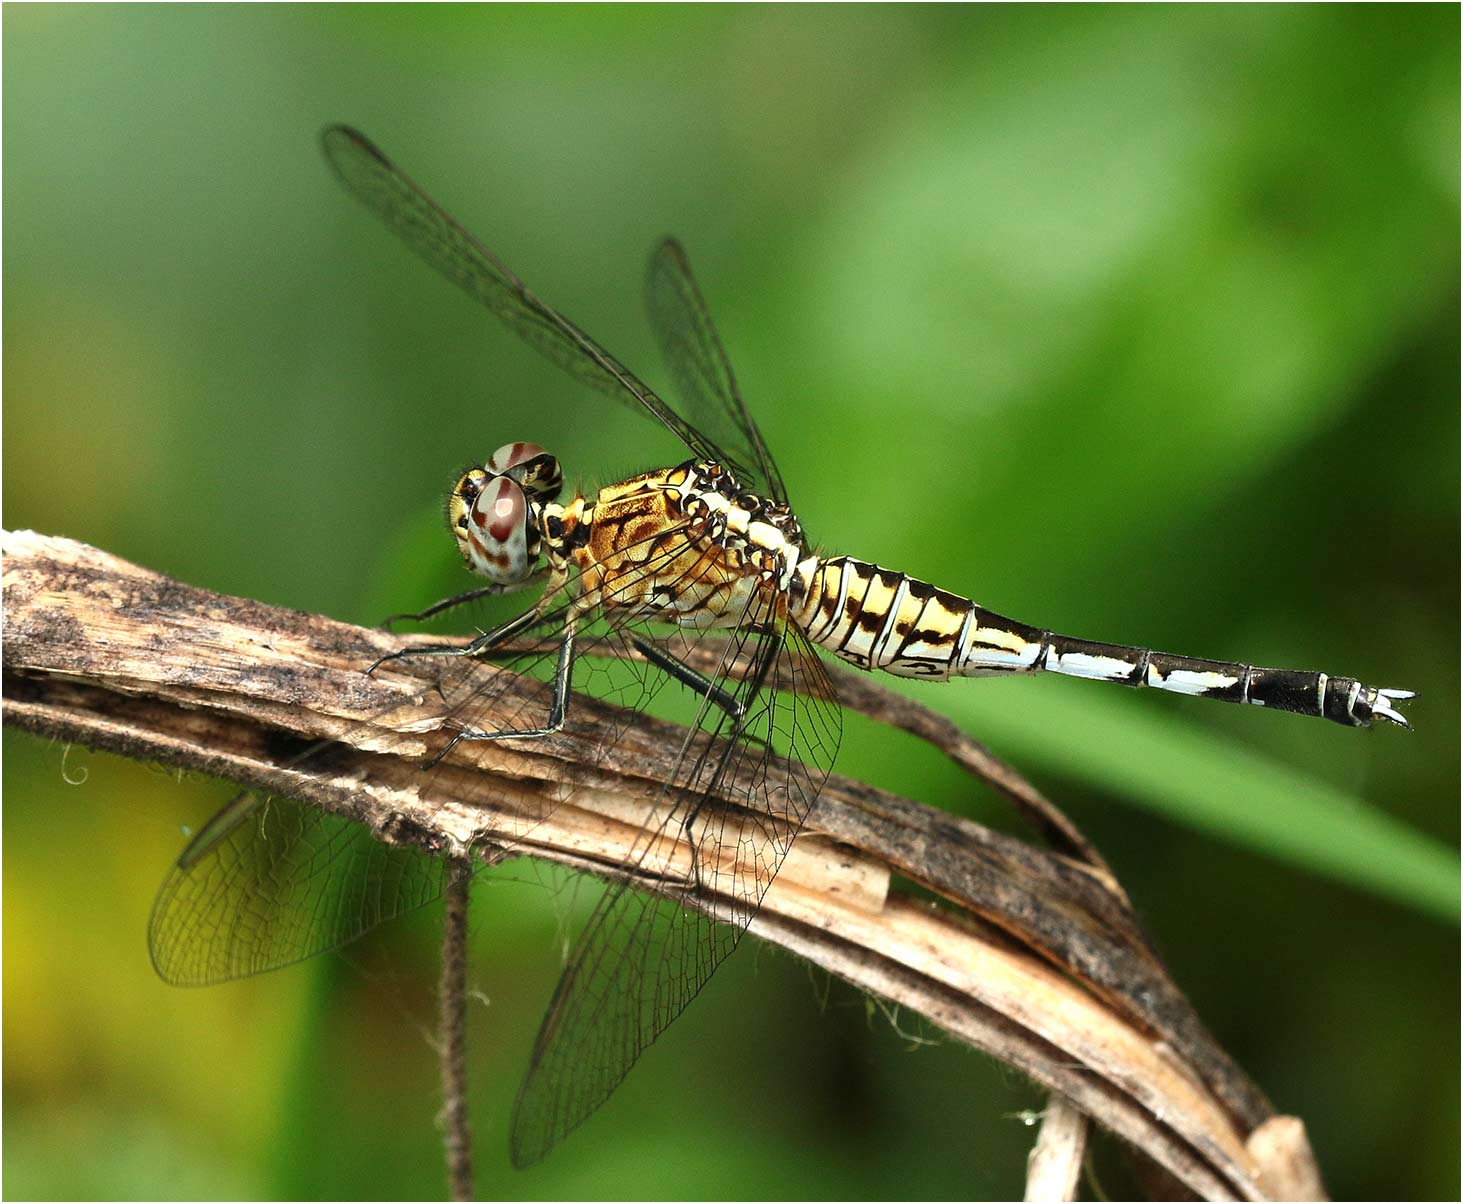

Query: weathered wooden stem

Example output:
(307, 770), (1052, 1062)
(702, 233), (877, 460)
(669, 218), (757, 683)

(2, 529), (1325, 1200)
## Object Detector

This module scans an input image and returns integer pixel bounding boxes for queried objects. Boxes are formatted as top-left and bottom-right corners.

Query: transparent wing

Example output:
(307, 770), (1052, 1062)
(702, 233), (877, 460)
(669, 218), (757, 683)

(147, 520), (760, 986)
(644, 238), (788, 504)
(321, 125), (735, 471)
(509, 606), (843, 1167)
(149, 789), (446, 986)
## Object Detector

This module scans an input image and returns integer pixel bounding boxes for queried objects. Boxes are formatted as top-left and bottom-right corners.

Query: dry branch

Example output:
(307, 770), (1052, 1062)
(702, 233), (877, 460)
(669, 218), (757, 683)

(2, 529), (1324, 1199)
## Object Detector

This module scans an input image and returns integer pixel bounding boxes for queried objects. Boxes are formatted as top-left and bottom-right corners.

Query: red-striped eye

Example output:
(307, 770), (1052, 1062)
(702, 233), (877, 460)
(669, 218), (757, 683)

(485, 441), (563, 502)
(486, 442), (547, 472)
(455, 475), (534, 584)
(474, 476), (525, 543)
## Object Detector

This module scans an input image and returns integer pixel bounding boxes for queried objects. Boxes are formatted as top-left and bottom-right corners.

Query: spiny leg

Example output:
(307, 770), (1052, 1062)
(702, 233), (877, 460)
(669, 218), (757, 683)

(430, 620), (579, 765)
(671, 630), (783, 893)
(628, 631), (784, 757)
(367, 606), (545, 677)
(629, 634), (747, 725)
(367, 601), (579, 765)
(382, 569), (548, 630)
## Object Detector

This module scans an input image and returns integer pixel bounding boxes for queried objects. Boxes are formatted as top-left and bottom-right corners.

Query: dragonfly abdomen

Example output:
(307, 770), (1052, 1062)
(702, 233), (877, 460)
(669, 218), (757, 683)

(795, 555), (1412, 727)
(1025, 634), (1415, 726)
(793, 555), (1023, 680)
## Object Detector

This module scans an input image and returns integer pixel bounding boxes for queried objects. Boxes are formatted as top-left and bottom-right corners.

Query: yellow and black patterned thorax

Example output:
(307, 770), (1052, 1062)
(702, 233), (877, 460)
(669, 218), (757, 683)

(552, 461), (803, 631)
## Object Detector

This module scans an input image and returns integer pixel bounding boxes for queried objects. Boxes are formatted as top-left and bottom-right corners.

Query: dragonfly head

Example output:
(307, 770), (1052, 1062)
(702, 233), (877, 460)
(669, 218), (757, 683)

(448, 442), (563, 583)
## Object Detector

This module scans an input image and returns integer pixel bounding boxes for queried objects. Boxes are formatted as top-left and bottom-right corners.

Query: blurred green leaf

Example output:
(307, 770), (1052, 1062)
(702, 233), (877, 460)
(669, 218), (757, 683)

(936, 680), (1457, 923)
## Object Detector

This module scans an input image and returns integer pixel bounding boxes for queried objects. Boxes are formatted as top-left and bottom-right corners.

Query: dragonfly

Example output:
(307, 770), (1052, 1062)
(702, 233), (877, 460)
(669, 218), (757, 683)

(149, 125), (1415, 1169)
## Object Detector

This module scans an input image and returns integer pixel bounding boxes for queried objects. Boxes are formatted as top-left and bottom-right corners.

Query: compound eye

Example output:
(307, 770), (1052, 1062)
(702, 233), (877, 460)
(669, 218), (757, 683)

(485, 442), (562, 502)
(514, 453), (563, 502)
(486, 441), (548, 473)
(473, 476), (526, 543)
(460, 476), (535, 584)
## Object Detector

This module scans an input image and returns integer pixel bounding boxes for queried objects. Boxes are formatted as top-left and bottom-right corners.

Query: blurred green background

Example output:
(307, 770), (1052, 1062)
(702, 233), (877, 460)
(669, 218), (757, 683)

(4, 5), (1457, 1199)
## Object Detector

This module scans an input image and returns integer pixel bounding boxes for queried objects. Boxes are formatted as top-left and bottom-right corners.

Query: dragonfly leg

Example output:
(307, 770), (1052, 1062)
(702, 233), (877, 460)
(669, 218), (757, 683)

(367, 606), (544, 676)
(628, 633), (783, 762)
(382, 569), (548, 630)
(628, 635), (747, 724)
(674, 633), (785, 894)
(430, 622), (579, 765)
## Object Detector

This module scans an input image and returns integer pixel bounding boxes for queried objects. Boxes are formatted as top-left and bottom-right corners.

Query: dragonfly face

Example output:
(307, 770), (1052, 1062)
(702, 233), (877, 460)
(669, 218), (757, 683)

(448, 441), (563, 582)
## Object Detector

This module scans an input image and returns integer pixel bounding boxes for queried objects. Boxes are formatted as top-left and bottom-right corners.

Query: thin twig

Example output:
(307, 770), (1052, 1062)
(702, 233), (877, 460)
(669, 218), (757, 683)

(1024, 1095), (1089, 1202)
(1, 530), (1325, 1200)
(439, 858), (474, 1201)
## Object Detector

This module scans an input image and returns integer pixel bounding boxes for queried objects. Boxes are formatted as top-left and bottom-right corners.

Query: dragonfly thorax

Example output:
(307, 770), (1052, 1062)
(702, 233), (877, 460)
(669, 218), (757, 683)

(674, 459), (805, 590)
(449, 441), (564, 583)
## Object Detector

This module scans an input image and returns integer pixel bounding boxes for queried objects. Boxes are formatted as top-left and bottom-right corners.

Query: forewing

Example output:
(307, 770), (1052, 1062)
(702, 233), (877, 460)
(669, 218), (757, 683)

(322, 126), (731, 469)
(645, 238), (788, 504)
(509, 604), (843, 1166)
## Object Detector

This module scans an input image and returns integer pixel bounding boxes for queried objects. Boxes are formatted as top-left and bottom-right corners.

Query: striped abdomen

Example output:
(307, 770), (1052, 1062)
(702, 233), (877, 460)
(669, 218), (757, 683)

(791, 556), (1412, 728)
